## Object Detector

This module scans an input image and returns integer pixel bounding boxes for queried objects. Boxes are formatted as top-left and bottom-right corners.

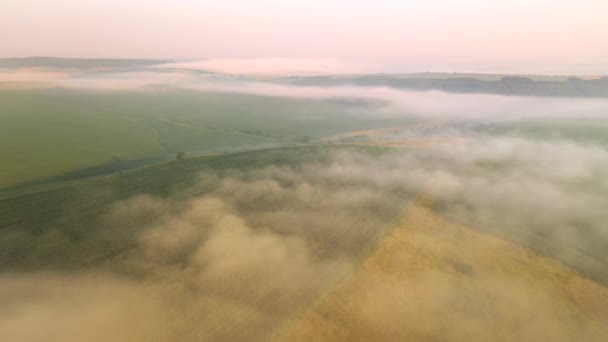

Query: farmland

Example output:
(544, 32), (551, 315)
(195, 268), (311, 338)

(0, 146), (401, 268)
(1, 58), (608, 341)
(280, 199), (608, 341)
(0, 88), (417, 188)
(3, 0), (608, 338)
(0, 145), (416, 341)
(2, 143), (607, 341)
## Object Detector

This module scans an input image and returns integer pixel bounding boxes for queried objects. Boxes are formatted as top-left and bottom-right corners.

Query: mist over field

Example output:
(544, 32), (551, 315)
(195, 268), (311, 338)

(2, 132), (608, 340)
(2, 64), (608, 338)
(0, 149), (408, 341)
(3, 0), (608, 339)
(2, 49), (608, 342)
(3, 66), (608, 121)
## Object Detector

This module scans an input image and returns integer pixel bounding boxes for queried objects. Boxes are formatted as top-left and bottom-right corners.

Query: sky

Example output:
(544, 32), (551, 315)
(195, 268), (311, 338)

(1, 0), (608, 74)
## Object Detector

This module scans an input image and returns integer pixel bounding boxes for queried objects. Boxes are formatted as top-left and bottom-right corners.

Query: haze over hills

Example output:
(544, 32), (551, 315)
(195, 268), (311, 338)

(2, 58), (608, 341)
(283, 74), (608, 98)
(0, 56), (173, 69)
(3, 57), (607, 98)
(3, 0), (608, 340)
(3, 57), (608, 187)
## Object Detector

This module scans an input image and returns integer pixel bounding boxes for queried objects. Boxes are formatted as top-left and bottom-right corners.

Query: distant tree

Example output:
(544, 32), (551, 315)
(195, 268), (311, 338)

(301, 136), (310, 143)
(176, 151), (185, 160)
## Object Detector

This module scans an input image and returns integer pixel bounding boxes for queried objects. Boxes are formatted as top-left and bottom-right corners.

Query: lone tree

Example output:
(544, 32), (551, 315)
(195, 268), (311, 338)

(176, 151), (185, 160)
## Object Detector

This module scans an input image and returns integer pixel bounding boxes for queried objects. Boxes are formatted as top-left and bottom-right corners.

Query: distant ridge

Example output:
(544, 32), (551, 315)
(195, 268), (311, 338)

(286, 74), (608, 98)
(0, 56), (172, 69)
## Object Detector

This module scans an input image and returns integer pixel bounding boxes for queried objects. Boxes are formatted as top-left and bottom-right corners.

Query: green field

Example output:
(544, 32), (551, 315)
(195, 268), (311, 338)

(0, 145), (405, 270)
(0, 88), (416, 188)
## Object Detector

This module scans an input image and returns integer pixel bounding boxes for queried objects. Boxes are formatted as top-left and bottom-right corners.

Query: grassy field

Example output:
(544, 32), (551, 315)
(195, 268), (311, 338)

(0, 89), (162, 187)
(0, 88), (417, 188)
(279, 199), (608, 341)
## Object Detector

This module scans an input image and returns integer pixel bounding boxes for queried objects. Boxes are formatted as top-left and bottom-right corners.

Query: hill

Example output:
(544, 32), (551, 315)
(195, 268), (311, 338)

(286, 74), (608, 98)
(0, 57), (172, 69)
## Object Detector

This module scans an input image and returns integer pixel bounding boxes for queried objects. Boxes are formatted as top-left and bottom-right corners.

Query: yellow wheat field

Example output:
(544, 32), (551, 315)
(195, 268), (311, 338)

(278, 199), (608, 341)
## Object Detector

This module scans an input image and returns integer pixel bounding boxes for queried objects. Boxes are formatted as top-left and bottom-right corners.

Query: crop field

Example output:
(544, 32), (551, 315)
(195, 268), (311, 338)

(2, 56), (608, 341)
(2, 140), (608, 341)
(0, 88), (417, 188)
(279, 198), (608, 342)
(0, 145), (397, 267)
(4, 0), (608, 338)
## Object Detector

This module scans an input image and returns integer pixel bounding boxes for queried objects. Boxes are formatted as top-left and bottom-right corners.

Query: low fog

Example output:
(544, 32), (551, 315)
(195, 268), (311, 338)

(183, 81), (608, 121)
(157, 58), (378, 76)
(0, 150), (411, 341)
(3, 68), (608, 122)
(2, 66), (608, 340)
(1, 135), (608, 340)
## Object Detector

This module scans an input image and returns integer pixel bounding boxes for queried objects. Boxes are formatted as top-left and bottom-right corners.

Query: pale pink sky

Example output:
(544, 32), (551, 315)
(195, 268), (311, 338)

(2, 0), (608, 74)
